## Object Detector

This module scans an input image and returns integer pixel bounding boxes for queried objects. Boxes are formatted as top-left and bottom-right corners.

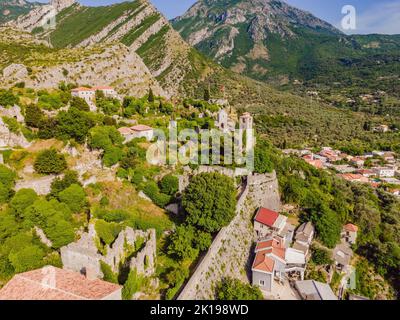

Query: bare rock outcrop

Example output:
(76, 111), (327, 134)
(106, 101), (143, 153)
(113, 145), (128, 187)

(2, 64), (28, 82)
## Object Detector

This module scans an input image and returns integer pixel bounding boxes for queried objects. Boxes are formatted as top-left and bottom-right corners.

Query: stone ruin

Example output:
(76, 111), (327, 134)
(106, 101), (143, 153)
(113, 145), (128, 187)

(61, 224), (156, 279)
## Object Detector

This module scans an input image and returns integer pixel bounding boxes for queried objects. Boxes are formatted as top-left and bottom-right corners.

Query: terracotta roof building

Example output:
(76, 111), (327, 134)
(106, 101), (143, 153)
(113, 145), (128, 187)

(0, 266), (122, 300)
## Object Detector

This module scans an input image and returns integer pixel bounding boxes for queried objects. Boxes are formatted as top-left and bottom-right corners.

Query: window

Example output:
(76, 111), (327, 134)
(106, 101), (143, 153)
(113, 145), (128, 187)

(259, 280), (265, 286)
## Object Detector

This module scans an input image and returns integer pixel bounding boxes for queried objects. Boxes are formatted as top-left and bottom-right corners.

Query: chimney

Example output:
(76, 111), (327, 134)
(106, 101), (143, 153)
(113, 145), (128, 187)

(84, 266), (98, 281)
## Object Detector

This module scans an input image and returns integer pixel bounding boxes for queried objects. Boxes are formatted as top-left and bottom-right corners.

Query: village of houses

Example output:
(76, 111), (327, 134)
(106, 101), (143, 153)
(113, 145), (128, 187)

(284, 146), (400, 198)
(0, 85), (371, 301)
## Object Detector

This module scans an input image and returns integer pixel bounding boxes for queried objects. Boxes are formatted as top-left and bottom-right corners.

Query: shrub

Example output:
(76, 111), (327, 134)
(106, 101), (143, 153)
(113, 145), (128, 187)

(122, 268), (143, 300)
(58, 184), (87, 213)
(34, 149), (67, 175)
(216, 278), (263, 300)
(0, 89), (18, 107)
(311, 246), (333, 265)
(143, 182), (171, 208)
(95, 220), (122, 245)
(0, 183), (12, 204)
(100, 261), (119, 284)
(0, 164), (16, 188)
(10, 189), (38, 218)
(159, 174), (179, 196)
(25, 105), (44, 128)
(49, 170), (81, 199)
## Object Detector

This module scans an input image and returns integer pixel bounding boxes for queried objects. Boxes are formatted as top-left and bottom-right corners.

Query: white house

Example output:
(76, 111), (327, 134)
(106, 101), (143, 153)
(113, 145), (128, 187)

(92, 86), (118, 99)
(373, 167), (395, 178)
(71, 86), (119, 112)
(341, 223), (358, 245)
(130, 125), (154, 141)
(252, 236), (306, 293)
(71, 87), (96, 111)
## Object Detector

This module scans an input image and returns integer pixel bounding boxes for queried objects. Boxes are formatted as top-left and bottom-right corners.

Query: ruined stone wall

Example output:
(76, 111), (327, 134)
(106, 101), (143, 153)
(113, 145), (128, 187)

(61, 225), (156, 279)
(177, 171), (281, 300)
(247, 172), (281, 212)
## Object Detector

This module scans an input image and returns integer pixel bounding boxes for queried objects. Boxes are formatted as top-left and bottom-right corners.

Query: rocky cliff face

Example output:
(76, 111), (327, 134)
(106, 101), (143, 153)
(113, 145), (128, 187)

(6, 0), (76, 31)
(0, 0), (41, 24)
(2, 0), (220, 98)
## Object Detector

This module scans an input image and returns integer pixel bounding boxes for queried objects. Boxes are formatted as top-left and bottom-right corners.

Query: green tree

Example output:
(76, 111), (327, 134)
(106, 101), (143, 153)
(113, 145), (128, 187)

(55, 108), (95, 143)
(58, 184), (87, 213)
(25, 105), (44, 128)
(204, 88), (210, 101)
(254, 144), (274, 174)
(10, 189), (39, 218)
(311, 246), (333, 265)
(167, 225), (199, 261)
(34, 149), (67, 174)
(311, 206), (341, 248)
(148, 88), (155, 103)
(49, 170), (81, 199)
(216, 278), (263, 300)
(182, 173), (236, 233)
(70, 96), (90, 112)
(8, 245), (45, 273)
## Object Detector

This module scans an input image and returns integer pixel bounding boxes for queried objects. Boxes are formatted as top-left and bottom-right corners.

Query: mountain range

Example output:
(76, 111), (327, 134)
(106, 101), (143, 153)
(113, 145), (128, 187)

(1, 0), (400, 116)
(172, 0), (400, 84)
(1, 0), (229, 98)
(0, 0), (42, 24)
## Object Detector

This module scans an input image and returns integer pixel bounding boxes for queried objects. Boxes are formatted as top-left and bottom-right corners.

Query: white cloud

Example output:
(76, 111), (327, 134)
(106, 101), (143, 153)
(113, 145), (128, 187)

(336, 1), (400, 35)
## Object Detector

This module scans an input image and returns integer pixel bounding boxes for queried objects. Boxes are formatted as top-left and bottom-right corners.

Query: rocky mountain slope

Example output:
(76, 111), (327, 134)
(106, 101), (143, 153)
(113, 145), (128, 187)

(0, 0), (41, 24)
(172, 0), (400, 85)
(2, 0), (222, 97)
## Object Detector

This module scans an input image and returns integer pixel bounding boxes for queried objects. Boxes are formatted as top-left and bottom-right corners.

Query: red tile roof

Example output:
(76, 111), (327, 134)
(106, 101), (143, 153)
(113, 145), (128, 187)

(255, 238), (282, 251)
(71, 87), (94, 92)
(130, 125), (153, 132)
(118, 127), (133, 135)
(344, 223), (358, 233)
(0, 267), (121, 300)
(252, 251), (275, 273)
(254, 207), (279, 227)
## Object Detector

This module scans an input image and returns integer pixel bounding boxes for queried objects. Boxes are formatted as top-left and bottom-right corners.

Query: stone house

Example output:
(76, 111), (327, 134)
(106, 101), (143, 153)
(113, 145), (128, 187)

(293, 222), (315, 256)
(333, 243), (353, 271)
(341, 223), (358, 245)
(118, 125), (154, 143)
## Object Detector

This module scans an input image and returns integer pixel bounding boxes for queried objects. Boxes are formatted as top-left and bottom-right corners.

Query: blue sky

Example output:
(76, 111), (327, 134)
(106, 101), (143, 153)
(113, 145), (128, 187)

(32, 0), (400, 34)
